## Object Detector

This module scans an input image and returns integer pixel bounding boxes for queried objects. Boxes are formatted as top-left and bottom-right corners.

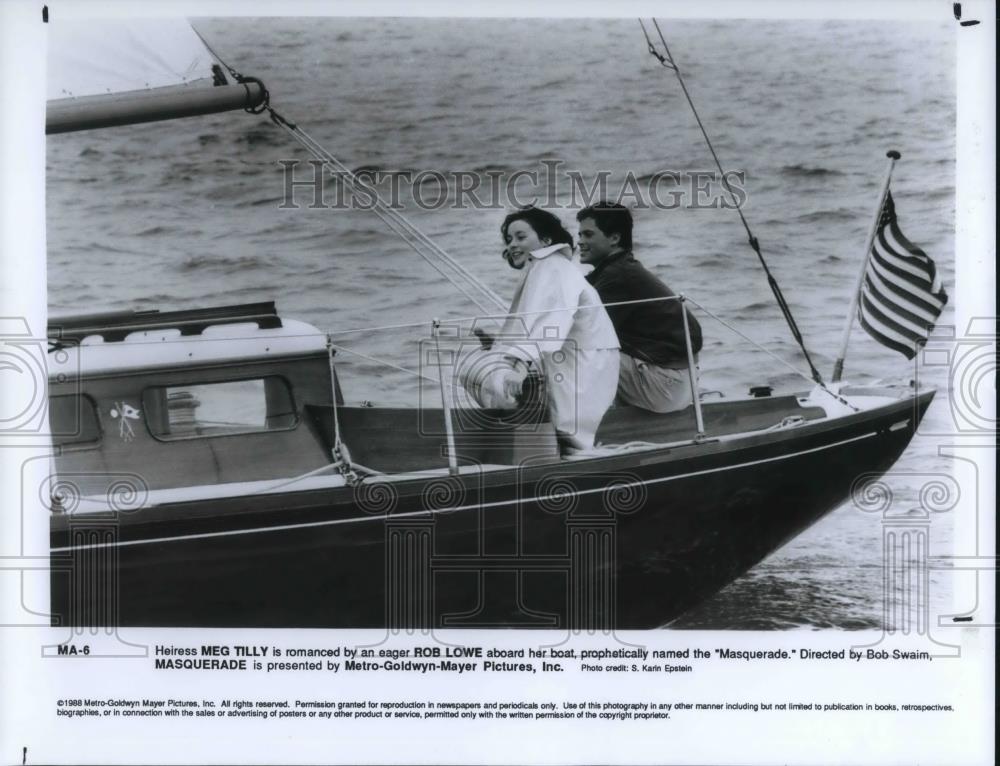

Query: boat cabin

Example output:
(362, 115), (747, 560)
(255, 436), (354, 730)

(45, 302), (567, 506)
(46, 301), (844, 511)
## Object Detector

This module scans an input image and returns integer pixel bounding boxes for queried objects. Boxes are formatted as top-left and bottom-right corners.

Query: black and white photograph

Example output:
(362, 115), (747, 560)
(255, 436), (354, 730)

(40, 11), (962, 630)
(0, 1), (994, 764)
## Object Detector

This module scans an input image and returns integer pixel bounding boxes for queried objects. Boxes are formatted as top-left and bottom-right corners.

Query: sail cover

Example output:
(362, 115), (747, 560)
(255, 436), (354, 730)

(47, 19), (265, 133)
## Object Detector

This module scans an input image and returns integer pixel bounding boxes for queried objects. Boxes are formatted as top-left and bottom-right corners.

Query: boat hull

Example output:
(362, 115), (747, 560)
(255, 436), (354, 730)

(50, 391), (933, 629)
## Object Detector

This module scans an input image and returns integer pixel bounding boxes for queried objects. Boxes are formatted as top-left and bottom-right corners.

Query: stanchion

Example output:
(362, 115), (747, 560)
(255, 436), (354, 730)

(680, 296), (705, 438)
(431, 320), (459, 476)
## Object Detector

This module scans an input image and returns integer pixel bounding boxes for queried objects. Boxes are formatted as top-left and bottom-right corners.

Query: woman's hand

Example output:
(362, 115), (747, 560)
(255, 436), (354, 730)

(501, 357), (529, 401)
(473, 327), (495, 350)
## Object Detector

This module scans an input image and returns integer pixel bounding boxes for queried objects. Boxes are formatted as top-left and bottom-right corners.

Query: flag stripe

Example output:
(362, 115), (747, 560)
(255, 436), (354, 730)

(874, 230), (936, 283)
(860, 292), (927, 345)
(858, 309), (918, 360)
(886, 220), (929, 259)
(882, 224), (938, 280)
(863, 275), (937, 329)
(856, 187), (945, 360)
(862, 289), (932, 343)
(867, 253), (947, 314)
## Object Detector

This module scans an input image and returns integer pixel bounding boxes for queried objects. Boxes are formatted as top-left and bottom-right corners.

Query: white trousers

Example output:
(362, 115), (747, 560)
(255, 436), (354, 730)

(543, 347), (619, 451)
(617, 353), (696, 413)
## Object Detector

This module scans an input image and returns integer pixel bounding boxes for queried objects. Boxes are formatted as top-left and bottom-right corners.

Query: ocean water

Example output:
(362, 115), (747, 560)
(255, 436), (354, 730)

(46, 18), (957, 629)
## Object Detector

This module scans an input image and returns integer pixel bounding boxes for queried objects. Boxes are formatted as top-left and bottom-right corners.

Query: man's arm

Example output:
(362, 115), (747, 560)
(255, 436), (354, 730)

(593, 269), (642, 345)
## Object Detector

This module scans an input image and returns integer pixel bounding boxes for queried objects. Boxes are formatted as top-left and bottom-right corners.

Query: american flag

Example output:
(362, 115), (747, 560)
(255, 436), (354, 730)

(858, 190), (947, 359)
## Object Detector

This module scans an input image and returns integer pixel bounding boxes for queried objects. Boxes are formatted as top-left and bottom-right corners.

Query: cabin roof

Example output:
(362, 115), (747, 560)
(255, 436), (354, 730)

(49, 318), (327, 378)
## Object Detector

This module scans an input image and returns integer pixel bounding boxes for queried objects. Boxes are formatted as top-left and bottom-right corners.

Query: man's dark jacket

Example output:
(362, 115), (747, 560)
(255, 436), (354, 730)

(585, 251), (702, 368)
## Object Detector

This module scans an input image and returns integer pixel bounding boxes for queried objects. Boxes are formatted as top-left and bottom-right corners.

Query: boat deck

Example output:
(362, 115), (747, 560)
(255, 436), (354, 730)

(311, 393), (831, 475)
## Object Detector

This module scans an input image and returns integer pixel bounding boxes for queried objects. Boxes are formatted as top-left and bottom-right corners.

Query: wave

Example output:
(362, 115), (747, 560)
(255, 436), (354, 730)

(634, 170), (684, 184)
(697, 254), (732, 269)
(180, 254), (267, 272)
(780, 164), (844, 178)
(794, 207), (856, 224)
(351, 164), (390, 176)
(736, 300), (775, 314)
(160, 172), (193, 184)
(469, 162), (515, 174)
(74, 241), (139, 255)
(364, 270), (409, 284)
(135, 225), (172, 237)
(235, 127), (288, 148)
(249, 196), (285, 207)
(529, 77), (570, 92)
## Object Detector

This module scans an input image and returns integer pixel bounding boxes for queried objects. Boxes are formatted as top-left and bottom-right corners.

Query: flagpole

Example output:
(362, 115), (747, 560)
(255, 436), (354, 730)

(831, 150), (901, 383)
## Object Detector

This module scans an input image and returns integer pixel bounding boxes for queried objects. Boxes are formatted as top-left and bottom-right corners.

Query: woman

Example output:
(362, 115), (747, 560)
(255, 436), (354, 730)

(463, 207), (620, 453)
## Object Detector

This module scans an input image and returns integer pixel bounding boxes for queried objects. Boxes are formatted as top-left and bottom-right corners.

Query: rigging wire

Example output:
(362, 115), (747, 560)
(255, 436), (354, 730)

(193, 26), (507, 316)
(277, 124), (505, 315)
(639, 18), (828, 388)
(683, 298), (858, 410)
(290, 124), (507, 309)
(198, 23), (836, 396)
(327, 340), (437, 384)
(332, 294), (841, 398)
(55, 296), (854, 408)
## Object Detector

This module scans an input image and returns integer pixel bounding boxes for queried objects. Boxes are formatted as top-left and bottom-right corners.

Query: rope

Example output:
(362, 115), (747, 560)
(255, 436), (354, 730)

(338, 294), (837, 398)
(326, 335), (359, 484)
(328, 340), (437, 384)
(254, 459), (383, 495)
(175, 30), (840, 403)
(274, 123), (505, 314)
(684, 297), (858, 410)
(52, 295), (685, 350)
(191, 26), (239, 79)
(192, 25), (506, 316)
(290, 123), (506, 309)
(764, 415), (807, 431)
(191, 27), (273, 116)
(328, 294), (686, 337)
(640, 18), (827, 388)
(59, 300), (855, 415)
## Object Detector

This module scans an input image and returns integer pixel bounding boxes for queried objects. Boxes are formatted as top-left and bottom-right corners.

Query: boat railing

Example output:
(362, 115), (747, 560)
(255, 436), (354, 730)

(47, 295), (854, 418)
(313, 292), (867, 479)
(47, 293), (864, 485)
(320, 292), (852, 408)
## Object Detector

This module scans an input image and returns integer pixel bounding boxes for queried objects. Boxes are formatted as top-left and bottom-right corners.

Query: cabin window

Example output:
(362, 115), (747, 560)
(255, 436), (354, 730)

(142, 377), (297, 440)
(49, 394), (102, 447)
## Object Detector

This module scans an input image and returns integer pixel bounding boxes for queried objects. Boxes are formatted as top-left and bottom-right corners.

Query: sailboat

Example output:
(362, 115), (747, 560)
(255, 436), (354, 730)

(45, 18), (938, 630)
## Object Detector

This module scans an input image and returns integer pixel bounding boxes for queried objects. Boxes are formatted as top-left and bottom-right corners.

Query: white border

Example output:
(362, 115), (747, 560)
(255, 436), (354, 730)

(1, 1), (994, 764)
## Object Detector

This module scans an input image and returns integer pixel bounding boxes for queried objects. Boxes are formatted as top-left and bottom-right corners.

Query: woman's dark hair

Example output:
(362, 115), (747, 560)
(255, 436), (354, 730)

(577, 202), (633, 252)
(501, 206), (573, 249)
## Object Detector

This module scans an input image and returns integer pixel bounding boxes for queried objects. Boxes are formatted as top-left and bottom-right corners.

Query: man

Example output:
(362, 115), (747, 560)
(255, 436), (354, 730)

(577, 202), (702, 413)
